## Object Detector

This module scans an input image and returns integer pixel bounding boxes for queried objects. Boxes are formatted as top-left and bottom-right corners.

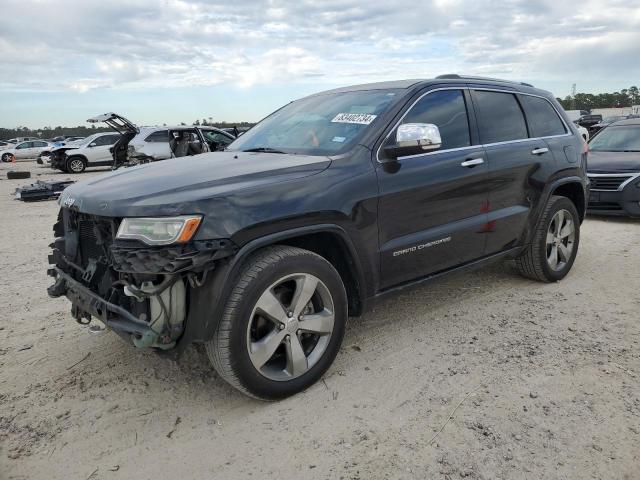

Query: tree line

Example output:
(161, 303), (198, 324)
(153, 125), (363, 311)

(0, 120), (256, 141)
(556, 86), (640, 111)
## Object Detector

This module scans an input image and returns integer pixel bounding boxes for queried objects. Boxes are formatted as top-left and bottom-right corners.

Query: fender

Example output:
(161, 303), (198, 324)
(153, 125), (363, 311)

(176, 223), (368, 354)
(523, 175), (587, 247)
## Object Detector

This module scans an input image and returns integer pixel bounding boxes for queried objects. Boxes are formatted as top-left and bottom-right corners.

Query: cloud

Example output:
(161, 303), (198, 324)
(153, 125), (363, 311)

(0, 0), (639, 95)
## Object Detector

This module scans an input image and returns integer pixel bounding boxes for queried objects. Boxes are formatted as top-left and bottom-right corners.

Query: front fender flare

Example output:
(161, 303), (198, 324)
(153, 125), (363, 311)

(178, 224), (366, 351)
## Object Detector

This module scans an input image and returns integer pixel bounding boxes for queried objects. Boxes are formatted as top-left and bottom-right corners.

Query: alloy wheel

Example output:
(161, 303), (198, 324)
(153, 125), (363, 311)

(246, 273), (335, 381)
(546, 209), (575, 271)
(69, 158), (84, 172)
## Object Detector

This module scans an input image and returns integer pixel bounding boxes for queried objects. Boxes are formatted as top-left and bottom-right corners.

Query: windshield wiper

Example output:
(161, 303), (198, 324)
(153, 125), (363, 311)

(242, 147), (286, 154)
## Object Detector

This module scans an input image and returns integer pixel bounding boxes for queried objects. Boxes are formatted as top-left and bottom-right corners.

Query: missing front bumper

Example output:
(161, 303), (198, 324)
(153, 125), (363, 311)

(49, 267), (153, 337)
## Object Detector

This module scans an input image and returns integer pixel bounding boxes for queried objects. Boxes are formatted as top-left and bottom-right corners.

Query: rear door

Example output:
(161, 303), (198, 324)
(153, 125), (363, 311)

(376, 88), (489, 288)
(470, 89), (563, 254)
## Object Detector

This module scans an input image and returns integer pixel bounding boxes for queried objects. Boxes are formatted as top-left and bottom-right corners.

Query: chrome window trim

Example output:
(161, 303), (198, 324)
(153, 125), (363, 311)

(587, 172), (640, 191)
(376, 86), (573, 164)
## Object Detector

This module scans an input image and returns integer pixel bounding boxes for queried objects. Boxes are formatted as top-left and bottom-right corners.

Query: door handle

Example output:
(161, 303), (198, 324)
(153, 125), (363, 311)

(460, 158), (484, 167)
(531, 147), (549, 155)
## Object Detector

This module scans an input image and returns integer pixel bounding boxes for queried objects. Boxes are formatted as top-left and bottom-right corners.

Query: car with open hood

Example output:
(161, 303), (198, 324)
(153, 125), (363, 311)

(44, 132), (122, 173)
(587, 118), (640, 217)
(48, 75), (588, 399)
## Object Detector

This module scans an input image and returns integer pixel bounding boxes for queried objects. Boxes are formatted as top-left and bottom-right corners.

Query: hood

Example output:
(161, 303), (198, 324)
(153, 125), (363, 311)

(59, 151), (331, 217)
(587, 150), (640, 173)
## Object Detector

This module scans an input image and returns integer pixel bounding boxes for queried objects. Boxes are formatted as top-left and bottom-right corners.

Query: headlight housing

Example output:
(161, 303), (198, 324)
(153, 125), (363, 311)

(116, 215), (202, 245)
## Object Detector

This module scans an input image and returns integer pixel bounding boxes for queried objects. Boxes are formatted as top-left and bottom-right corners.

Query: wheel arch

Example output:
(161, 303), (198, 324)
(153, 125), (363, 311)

(550, 179), (586, 223)
(180, 224), (367, 353)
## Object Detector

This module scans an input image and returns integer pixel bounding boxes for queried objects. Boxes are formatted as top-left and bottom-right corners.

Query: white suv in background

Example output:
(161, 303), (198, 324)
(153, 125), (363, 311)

(1, 139), (51, 162)
(127, 125), (236, 162)
(47, 132), (121, 173)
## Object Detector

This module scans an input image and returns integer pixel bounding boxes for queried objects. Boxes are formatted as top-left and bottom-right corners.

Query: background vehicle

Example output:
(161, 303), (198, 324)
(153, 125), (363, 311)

(574, 122), (589, 141)
(0, 140), (14, 148)
(126, 125), (234, 163)
(1, 139), (51, 162)
(589, 114), (640, 137)
(564, 109), (589, 122)
(587, 118), (640, 217)
(577, 114), (603, 132)
(87, 113), (234, 168)
(47, 132), (122, 173)
(48, 76), (587, 400)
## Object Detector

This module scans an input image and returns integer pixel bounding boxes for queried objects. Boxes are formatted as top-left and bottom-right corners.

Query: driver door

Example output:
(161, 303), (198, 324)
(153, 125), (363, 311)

(14, 142), (33, 159)
(376, 88), (489, 288)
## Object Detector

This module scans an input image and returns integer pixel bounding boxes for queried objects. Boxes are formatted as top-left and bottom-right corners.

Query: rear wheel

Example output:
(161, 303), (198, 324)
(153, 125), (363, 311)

(516, 195), (580, 282)
(206, 246), (347, 400)
(66, 156), (86, 173)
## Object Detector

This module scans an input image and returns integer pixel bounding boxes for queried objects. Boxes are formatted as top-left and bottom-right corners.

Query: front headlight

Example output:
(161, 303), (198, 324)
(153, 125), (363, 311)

(116, 215), (202, 245)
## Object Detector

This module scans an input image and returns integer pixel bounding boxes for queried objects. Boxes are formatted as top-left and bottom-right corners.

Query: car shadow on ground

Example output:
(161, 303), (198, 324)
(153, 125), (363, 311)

(57, 259), (525, 408)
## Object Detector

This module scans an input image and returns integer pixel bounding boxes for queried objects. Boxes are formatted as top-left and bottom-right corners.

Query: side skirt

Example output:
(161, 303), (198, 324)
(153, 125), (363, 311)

(371, 246), (522, 304)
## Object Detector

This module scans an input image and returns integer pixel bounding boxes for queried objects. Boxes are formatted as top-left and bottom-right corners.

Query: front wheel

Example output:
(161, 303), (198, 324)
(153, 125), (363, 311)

(66, 156), (86, 173)
(516, 195), (580, 282)
(2, 153), (11, 162)
(206, 246), (347, 400)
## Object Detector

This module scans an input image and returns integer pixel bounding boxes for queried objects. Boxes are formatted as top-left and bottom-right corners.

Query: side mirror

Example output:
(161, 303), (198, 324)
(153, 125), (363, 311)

(383, 123), (442, 160)
(89, 143), (97, 147)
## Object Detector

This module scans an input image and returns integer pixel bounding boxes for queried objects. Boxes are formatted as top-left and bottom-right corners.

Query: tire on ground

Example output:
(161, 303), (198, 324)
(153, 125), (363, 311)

(7, 171), (31, 180)
(65, 156), (86, 173)
(515, 195), (580, 282)
(206, 245), (348, 400)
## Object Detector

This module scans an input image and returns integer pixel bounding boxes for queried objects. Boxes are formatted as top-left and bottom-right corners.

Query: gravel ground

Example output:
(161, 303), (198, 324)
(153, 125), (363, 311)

(1, 162), (639, 480)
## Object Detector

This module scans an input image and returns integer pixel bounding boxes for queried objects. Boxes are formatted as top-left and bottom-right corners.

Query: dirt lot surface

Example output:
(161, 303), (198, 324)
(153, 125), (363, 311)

(1, 162), (639, 480)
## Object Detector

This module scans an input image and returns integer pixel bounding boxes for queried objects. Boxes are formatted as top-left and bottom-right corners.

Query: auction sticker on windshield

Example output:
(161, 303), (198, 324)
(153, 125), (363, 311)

(331, 113), (377, 125)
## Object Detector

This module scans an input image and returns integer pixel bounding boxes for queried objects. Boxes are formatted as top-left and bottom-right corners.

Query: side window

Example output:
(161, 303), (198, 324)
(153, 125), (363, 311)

(33, 141), (47, 147)
(204, 131), (233, 145)
(95, 134), (119, 146)
(472, 91), (528, 144)
(401, 90), (471, 150)
(16, 142), (31, 149)
(519, 95), (567, 137)
(145, 130), (169, 143)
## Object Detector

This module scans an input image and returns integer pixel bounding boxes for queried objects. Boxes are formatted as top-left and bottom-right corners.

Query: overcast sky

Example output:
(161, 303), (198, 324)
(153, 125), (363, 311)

(1, 0), (639, 128)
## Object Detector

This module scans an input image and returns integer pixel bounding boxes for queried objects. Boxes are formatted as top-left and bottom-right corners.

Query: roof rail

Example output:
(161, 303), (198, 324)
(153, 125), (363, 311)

(435, 74), (534, 88)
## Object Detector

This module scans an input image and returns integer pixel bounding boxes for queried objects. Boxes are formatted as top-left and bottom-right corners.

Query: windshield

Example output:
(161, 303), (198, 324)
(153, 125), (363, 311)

(589, 125), (640, 152)
(227, 89), (402, 156)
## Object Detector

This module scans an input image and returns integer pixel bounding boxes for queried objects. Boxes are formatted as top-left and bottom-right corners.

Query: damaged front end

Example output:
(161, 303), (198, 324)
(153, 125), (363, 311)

(47, 208), (235, 353)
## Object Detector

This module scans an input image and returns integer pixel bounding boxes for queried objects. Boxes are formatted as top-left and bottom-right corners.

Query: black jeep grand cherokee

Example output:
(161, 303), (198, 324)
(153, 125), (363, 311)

(48, 75), (588, 399)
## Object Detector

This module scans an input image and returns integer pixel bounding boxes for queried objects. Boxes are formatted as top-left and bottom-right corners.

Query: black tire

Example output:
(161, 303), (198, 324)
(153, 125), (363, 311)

(2, 153), (12, 162)
(206, 245), (347, 400)
(65, 156), (86, 173)
(516, 195), (580, 282)
(7, 171), (31, 179)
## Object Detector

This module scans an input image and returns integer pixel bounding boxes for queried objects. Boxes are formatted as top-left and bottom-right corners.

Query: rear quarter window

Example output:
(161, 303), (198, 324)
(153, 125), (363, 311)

(472, 90), (528, 144)
(519, 95), (567, 137)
